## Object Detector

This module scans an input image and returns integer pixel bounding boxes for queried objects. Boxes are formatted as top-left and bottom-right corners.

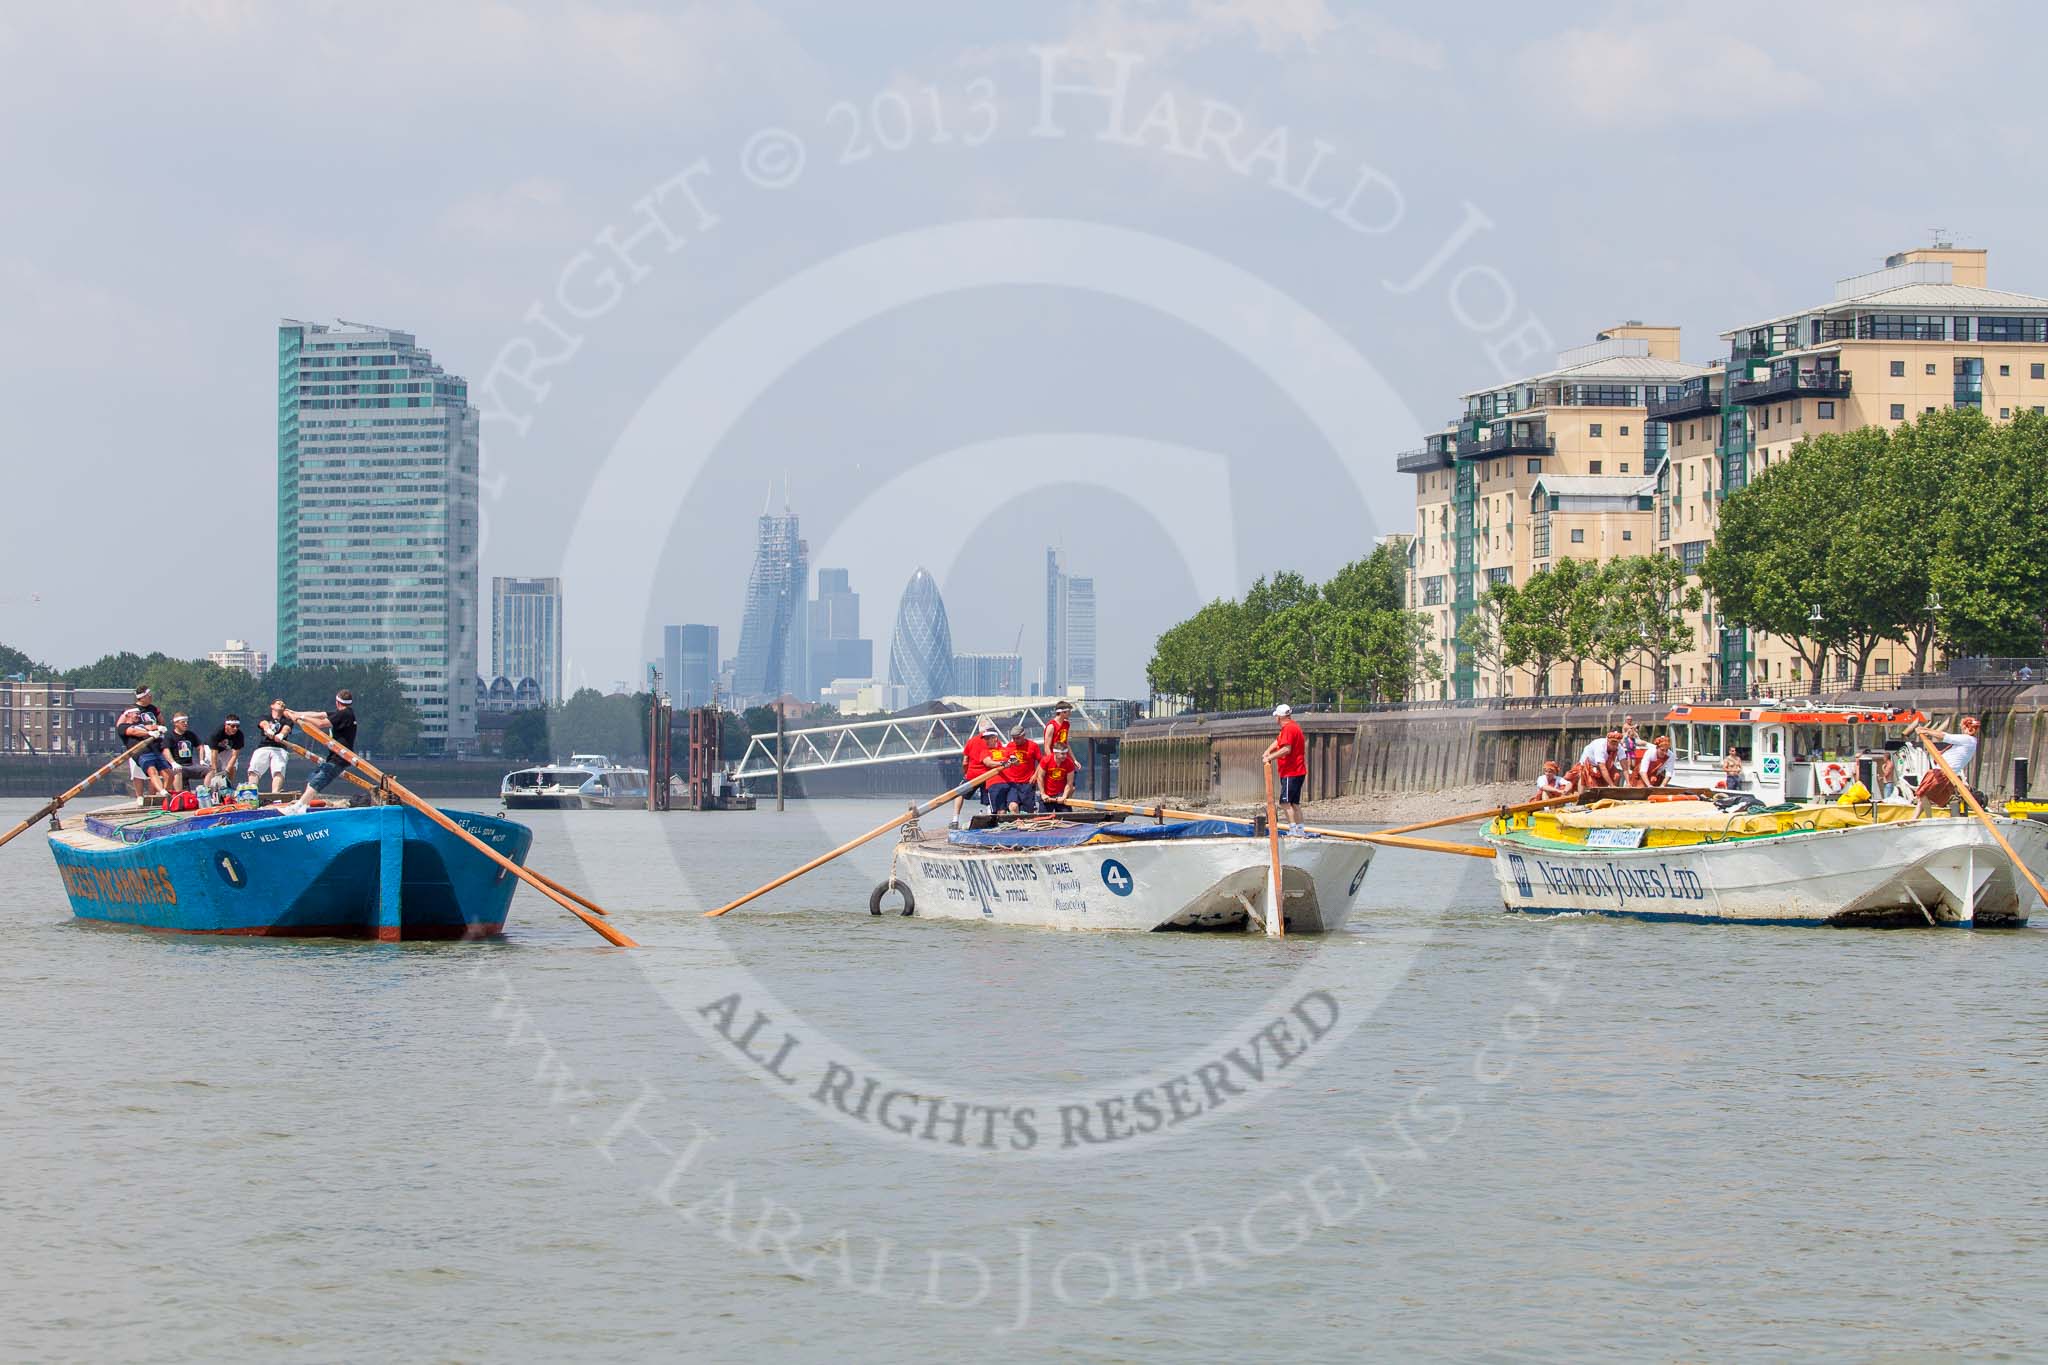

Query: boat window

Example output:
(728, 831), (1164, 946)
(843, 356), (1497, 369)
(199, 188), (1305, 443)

(1695, 723), (1722, 759)
(1822, 724), (1853, 757)
(1792, 725), (1823, 760)
(1764, 728), (1782, 756)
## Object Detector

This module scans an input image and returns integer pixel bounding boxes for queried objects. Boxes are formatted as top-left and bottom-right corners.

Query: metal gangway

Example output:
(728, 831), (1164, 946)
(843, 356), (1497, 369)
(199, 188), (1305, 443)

(731, 698), (1117, 780)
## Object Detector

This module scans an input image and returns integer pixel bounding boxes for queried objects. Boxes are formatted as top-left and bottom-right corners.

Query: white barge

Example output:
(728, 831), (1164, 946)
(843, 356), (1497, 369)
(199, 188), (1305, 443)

(878, 814), (1371, 933)
(1486, 701), (2047, 927)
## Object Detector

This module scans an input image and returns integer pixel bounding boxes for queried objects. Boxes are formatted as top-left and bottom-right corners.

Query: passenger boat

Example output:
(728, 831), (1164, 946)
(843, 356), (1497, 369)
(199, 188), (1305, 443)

(878, 813), (1370, 933)
(48, 799), (533, 940)
(500, 754), (650, 810)
(1484, 701), (2046, 927)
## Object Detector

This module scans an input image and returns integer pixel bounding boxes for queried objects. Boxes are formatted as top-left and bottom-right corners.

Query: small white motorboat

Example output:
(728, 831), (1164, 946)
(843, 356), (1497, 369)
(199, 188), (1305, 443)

(876, 813), (1371, 933)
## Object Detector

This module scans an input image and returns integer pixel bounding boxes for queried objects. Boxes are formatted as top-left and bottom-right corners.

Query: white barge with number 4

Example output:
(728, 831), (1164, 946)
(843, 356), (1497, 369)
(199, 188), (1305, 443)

(875, 814), (1371, 933)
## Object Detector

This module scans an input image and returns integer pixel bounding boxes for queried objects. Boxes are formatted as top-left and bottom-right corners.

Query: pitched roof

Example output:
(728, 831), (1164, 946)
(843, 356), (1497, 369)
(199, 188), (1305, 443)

(1725, 282), (2048, 336)
(1464, 352), (1712, 400)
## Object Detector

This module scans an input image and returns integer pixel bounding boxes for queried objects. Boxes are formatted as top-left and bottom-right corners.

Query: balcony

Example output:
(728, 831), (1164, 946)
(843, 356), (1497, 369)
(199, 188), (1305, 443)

(1647, 379), (1722, 423)
(1455, 420), (1554, 461)
(1731, 367), (1852, 405)
(1396, 446), (1451, 474)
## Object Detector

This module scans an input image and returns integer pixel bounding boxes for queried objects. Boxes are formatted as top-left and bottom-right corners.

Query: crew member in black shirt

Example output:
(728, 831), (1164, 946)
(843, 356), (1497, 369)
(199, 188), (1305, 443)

(286, 690), (357, 812)
(207, 714), (246, 785)
(119, 685), (170, 797)
(164, 714), (209, 791)
(249, 699), (294, 794)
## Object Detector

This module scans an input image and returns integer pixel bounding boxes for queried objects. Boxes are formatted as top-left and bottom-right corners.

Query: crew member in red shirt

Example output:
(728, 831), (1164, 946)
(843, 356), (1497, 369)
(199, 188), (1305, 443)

(997, 720), (1042, 814)
(1044, 699), (1072, 753)
(953, 718), (1003, 827)
(1036, 742), (1079, 813)
(1261, 703), (1309, 835)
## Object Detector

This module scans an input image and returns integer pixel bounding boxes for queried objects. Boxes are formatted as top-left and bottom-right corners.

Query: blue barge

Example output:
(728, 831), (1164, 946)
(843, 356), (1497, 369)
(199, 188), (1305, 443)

(48, 801), (534, 941)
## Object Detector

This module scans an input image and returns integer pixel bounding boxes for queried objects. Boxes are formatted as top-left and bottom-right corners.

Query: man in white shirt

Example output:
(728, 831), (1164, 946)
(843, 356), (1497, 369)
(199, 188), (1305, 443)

(1912, 716), (1981, 816)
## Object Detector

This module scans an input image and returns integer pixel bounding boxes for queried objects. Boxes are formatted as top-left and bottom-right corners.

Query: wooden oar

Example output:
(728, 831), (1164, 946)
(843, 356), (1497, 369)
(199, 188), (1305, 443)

(296, 722), (635, 948)
(1059, 796), (1499, 860)
(705, 766), (1004, 917)
(1262, 761), (1284, 938)
(1917, 732), (2048, 911)
(0, 737), (156, 851)
(1373, 792), (1580, 837)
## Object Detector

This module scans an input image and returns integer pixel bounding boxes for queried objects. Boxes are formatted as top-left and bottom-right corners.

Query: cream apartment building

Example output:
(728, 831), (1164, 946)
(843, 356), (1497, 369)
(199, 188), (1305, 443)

(1403, 326), (1711, 698)
(1655, 246), (2048, 694)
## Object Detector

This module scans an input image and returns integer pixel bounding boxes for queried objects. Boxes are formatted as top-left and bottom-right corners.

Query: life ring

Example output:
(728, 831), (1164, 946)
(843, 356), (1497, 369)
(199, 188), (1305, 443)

(869, 879), (915, 917)
(1818, 762), (1851, 796)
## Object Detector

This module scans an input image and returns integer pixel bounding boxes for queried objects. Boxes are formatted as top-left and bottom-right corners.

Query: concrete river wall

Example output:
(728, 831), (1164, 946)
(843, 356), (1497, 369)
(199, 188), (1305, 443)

(1116, 684), (2048, 806)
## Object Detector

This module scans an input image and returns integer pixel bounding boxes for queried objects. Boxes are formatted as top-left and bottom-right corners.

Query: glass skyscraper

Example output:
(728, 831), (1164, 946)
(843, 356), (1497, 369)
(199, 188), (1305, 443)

(663, 623), (719, 706)
(277, 320), (479, 750)
(888, 568), (954, 706)
(490, 577), (563, 705)
(733, 510), (807, 704)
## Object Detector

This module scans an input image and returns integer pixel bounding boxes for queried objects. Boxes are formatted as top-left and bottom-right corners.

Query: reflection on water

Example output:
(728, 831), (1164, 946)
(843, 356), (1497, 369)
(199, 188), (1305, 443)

(1, 797), (2042, 1359)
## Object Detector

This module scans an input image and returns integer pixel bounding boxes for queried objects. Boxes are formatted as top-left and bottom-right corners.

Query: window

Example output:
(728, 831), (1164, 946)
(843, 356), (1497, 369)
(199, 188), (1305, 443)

(1792, 401), (1802, 424)
(1688, 424), (1697, 442)
(1979, 317), (2048, 343)
(1620, 462), (1631, 473)
(1526, 458), (1541, 473)
(1925, 363), (1938, 375)
(1836, 657), (1851, 682)
(1589, 423), (1603, 437)
(1875, 659), (1891, 677)
(1422, 576), (1446, 606)
(1891, 404), (1906, 420)
(1622, 529), (1633, 541)
(1955, 317), (1972, 342)
(2001, 408), (2012, 419)
(2000, 364), (2011, 377)
(1619, 425), (1631, 437)
(2035, 363), (2046, 380)
(1570, 528), (1585, 544)
(1818, 401), (1834, 419)
(1759, 409), (1770, 430)
(1589, 460), (1603, 474)
(1890, 360), (1906, 377)
(1863, 314), (1947, 341)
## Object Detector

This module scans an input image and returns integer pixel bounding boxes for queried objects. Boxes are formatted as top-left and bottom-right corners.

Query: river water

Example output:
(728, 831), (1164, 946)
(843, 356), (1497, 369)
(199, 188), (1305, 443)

(2, 796), (2043, 1361)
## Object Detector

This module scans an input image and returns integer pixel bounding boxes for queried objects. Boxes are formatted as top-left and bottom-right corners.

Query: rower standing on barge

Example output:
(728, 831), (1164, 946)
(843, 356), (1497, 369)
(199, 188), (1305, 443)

(284, 690), (357, 813)
(1910, 716), (1981, 816)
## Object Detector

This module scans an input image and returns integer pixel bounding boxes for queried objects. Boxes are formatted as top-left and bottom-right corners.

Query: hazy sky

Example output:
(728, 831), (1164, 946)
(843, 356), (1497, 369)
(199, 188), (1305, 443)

(3, 0), (2040, 696)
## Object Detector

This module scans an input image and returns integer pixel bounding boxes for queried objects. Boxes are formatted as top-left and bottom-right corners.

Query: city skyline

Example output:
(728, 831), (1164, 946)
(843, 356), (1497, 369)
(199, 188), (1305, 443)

(12, 4), (2048, 703)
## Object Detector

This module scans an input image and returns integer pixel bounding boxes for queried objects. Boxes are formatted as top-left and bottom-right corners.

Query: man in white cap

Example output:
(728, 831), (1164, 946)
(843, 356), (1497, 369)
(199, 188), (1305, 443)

(953, 716), (1004, 827)
(1261, 703), (1308, 835)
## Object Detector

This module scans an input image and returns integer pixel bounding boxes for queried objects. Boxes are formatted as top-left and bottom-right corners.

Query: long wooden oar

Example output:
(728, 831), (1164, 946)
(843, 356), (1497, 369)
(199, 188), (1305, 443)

(1262, 762), (1284, 938)
(1918, 732), (2048, 911)
(0, 737), (156, 851)
(706, 766), (1004, 917)
(1374, 792), (1580, 838)
(1059, 796), (1498, 860)
(278, 737), (615, 923)
(296, 722), (635, 948)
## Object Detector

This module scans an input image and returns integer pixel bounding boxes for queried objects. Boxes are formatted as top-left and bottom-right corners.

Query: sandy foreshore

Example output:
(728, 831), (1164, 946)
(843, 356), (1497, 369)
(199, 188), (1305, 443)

(1132, 781), (1534, 829)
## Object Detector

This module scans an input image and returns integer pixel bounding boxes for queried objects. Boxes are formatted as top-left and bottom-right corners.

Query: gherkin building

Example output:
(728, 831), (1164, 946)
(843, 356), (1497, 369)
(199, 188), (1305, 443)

(888, 568), (954, 705)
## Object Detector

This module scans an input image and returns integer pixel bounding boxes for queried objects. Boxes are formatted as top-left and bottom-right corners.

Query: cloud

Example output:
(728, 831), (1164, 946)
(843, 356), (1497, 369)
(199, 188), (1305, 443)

(1515, 18), (1819, 126)
(437, 178), (590, 250)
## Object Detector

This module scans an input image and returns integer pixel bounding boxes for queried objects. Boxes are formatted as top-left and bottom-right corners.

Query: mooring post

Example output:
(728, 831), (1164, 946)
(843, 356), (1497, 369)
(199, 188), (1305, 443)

(776, 704), (786, 813)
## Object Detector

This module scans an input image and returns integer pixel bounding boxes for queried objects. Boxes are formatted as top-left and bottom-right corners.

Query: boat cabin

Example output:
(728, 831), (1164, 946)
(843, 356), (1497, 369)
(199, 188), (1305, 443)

(1660, 702), (1930, 803)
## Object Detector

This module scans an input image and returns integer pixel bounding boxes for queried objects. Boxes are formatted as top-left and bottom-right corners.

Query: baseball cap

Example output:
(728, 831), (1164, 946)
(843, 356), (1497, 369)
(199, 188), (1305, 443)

(1273, 704), (1292, 717)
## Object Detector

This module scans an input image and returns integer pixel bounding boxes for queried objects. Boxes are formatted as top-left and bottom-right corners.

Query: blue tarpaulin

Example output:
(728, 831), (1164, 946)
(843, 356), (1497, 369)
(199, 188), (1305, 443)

(946, 817), (1262, 849)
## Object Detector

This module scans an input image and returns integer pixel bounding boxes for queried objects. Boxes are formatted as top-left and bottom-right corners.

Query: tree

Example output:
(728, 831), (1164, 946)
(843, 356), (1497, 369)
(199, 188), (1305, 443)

(1243, 571), (1319, 623)
(1147, 598), (1253, 711)
(1456, 583), (1514, 695)
(1589, 556), (1700, 694)
(1322, 542), (1406, 614)
(500, 708), (552, 762)
(1502, 559), (1600, 695)
(0, 643), (54, 679)
(1932, 408), (2048, 657)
